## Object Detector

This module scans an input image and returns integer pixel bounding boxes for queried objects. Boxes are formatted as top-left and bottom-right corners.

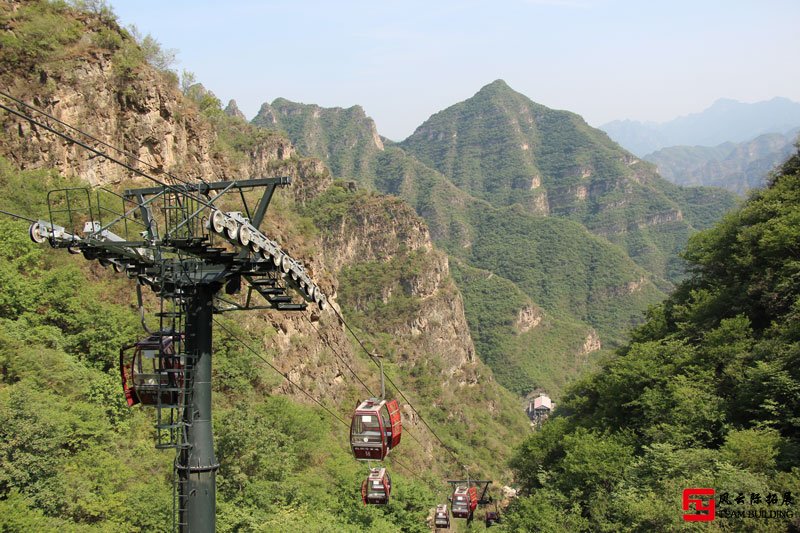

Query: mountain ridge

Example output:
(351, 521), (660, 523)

(602, 96), (800, 156)
(644, 129), (799, 194)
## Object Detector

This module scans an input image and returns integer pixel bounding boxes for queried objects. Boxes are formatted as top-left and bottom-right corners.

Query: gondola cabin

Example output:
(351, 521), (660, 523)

(361, 468), (392, 505)
(434, 504), (450, 529)
(451, 486), (478, 519)
(350, 398), (402, 460)
(120, 334), (182, 407)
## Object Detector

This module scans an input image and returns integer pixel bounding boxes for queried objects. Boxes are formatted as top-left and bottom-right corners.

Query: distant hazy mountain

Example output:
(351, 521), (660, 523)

(602, 97), (800, 156)
(645, 130), (799, 194)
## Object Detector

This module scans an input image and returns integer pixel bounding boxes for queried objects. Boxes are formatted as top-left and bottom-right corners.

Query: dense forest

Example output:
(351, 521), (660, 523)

(504, 151), (800, 531)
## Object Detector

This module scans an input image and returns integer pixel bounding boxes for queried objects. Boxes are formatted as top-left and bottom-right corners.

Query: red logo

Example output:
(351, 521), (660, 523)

(683, 488), (715, 521)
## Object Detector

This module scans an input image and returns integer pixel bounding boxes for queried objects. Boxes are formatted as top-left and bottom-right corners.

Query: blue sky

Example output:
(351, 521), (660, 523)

(110, 0), (800, 141)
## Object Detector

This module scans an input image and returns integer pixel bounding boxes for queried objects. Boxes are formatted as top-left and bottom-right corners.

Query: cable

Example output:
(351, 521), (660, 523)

(304, 314), (430, 451)
(0, 101), (219, 214)
(213, 317), (446, 496)
(332, 307), (465, 470)
(0, 89), (208, 187)
(305, 315), (375, 397)
(213, 317), (350, 427)
(0, 208), (36, 223)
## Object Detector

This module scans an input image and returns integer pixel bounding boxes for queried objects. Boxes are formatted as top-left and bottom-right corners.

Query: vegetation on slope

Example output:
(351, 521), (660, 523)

(464, 205), (665, 346)
(451, 261), (602, 396)
(503, 150), (800, 531)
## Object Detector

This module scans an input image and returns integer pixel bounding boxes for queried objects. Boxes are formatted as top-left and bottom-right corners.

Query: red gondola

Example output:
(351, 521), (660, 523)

(120, 333), (182, 407)
(451, 486), (478, 519)
(434, 504), (450, 529)
(361, 467), (392, 505)
(350, 398), (402, 460)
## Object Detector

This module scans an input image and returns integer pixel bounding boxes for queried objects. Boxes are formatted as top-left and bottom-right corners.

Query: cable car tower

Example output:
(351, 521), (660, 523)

(28, 177), (327, 533)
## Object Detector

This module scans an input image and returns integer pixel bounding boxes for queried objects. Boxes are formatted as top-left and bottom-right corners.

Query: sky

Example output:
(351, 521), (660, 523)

(110, 0), (800, 141)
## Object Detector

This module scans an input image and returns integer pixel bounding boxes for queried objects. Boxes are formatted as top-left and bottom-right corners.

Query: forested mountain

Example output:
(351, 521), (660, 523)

(602, 97), (800, 156)
(254, 80), (737, 397)
(253, 99), (384, 187)
(505, 149), (800, 531)
(0, 1), (530, 530)
(399, 80), (737, 285)
(644, 130), (799, 194)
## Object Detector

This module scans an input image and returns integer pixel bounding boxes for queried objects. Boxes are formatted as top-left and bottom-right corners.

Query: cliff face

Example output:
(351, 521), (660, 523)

(1, 54), (295, 186)
(305, 186), (478, 378)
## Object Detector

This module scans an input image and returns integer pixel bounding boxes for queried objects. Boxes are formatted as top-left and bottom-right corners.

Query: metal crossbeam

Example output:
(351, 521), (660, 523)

(123, 176), (290, 197)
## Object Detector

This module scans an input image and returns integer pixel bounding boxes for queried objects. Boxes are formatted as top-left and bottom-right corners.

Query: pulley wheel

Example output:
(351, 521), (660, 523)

(239, 225), (252, 247)
(29, 222), (47, 244)
(211, 209), (226, 234)
(225, 220), (239, 240)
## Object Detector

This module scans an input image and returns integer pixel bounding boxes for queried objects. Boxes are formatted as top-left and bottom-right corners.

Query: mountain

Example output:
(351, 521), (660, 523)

(254, 99), (384, 187)
(644, 130), (799, 194)
(251, 80), (738, 398)
(398, 80), (738, 284)
(505, 148), (800, 531)
(602, 97), (800, 156)
(0, 2), (530, 529)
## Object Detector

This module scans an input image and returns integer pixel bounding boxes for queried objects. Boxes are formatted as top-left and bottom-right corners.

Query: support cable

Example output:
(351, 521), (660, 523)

(0, 208), (37, 223)
(304, 314), (428, 450)
(213, 318), (349, 427)
(304, 315), (374, 396)
(0, 89), (208, 187)
(0, 101), (221, 213)
(332, 307), (466, 470)
(213, 317), (442, 494)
